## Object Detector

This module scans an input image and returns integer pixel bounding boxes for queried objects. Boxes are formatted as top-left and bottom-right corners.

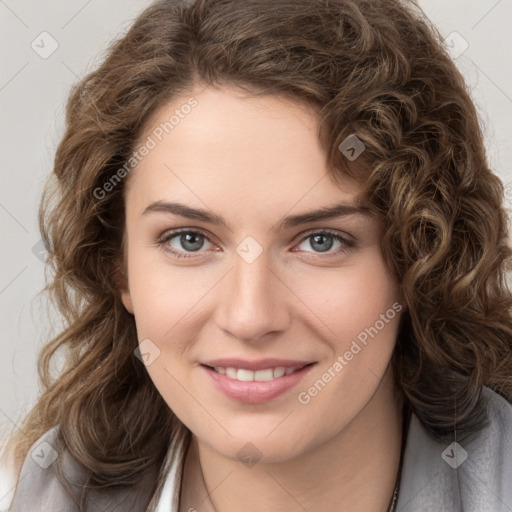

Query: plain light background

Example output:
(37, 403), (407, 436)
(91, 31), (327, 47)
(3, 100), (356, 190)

(0, 0), (511, 489)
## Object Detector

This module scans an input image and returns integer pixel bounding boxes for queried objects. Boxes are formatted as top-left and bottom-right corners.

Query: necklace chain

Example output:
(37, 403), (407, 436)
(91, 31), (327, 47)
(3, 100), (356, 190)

(388, 481), (400, 512)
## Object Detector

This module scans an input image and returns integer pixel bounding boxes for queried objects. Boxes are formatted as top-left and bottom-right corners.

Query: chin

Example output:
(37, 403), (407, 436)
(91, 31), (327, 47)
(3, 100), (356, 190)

(200, 429), (311, 466)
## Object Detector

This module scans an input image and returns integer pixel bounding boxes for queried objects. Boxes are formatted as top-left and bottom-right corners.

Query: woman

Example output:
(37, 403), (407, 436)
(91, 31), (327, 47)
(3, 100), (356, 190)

(2, 0), (512, 510)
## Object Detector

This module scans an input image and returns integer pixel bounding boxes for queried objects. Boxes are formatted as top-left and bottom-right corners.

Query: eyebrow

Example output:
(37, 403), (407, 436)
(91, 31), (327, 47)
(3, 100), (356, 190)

(142, 200), (374, 233)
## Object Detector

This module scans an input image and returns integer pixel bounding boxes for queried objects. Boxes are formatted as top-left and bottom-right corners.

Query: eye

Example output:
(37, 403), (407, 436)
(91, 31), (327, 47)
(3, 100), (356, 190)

(157, 228), (354, 260)
(158, 229), (215, 259)
(293, 229), (354, 257)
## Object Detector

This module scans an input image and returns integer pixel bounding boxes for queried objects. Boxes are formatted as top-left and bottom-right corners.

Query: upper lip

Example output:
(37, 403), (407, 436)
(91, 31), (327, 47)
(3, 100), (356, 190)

(202, 358), (314, 371)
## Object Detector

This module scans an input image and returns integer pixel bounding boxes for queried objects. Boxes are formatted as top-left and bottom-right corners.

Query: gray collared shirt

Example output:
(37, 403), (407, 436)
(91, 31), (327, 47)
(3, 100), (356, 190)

(5, 386), (512, 511)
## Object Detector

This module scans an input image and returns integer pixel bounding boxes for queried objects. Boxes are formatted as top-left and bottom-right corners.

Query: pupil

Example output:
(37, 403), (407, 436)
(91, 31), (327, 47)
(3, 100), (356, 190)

(312, 234), (333, 252)
(182, 233), (204, 252)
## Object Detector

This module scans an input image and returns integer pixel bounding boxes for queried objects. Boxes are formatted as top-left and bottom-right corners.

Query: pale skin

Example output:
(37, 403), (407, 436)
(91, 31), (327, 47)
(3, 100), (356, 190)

(119, 83), (405, 512)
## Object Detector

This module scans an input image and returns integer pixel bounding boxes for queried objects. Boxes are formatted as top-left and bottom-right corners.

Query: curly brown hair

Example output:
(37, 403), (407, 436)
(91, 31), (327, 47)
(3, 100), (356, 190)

(4, 0), (512, 508)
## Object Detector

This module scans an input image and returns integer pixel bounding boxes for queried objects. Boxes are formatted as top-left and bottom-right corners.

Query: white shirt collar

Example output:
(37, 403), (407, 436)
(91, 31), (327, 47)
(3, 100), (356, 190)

(151, 419), (190, 512)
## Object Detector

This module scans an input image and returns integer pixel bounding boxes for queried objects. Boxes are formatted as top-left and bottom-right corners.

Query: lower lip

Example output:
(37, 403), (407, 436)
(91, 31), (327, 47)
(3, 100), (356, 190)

(201, 364), (315, 404)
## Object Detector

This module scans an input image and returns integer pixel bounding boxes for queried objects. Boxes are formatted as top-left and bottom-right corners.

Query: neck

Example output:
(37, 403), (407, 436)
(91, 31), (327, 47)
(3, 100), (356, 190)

(180, 366), (404, 512)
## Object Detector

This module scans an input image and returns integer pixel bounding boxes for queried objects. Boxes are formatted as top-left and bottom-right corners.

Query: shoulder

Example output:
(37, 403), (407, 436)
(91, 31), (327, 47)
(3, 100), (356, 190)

(5, 426), (79, 511)
(396, 386), (512, 512)
(6, 425), (160, 512)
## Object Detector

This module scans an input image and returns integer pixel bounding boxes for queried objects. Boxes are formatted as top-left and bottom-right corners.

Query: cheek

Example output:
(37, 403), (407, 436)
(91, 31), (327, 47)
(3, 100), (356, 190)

(341, 269), (400, 348)
(290, 253), (401, 345)
(289, 252), (402, 412)
(292, 261), (401, 433)
(126, 246), (211, 338)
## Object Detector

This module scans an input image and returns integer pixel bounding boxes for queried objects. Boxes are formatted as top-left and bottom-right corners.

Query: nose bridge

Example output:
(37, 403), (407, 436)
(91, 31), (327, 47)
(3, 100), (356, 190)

(216, 248), (289, 342)
(233, 250), (273, 301)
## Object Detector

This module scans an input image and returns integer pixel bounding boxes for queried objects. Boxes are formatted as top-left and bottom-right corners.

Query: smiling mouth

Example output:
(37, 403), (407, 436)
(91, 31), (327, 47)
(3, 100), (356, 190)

(201, 362), (316, 404)
(206, 365), (307, 382)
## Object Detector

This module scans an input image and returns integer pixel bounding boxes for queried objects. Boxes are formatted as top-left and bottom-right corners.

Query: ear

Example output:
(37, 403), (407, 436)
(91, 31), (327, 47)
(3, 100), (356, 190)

(113, 255), (134, 314)
(121, 289), (134, 315)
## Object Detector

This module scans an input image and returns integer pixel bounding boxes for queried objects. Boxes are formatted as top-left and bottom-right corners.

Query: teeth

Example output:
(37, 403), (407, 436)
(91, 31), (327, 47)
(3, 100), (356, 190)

(273, 367), (286, 378)
(226, 367), (238, 379)
(237, 369), (254, 382)
(214, 366), (299, 381)
(254, 369), (274, 381)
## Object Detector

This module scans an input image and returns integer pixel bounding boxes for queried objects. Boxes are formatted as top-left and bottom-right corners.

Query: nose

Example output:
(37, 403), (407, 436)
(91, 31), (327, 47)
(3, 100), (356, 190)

(213, 251), (291, 344)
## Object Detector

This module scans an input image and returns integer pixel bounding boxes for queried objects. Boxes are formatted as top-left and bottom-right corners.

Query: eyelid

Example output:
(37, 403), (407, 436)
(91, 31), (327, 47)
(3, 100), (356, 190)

(290, 228), (355, 259)
(157, 227), (217, 252)
(292, 227), (354, 245)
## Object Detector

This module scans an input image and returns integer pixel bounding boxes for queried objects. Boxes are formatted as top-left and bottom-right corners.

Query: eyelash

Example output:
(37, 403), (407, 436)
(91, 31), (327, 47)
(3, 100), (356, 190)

(156, 228), (355, 260)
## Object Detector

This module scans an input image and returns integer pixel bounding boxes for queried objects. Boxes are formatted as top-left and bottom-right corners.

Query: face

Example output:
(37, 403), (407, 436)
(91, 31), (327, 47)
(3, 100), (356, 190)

(120, 83), (404, 464)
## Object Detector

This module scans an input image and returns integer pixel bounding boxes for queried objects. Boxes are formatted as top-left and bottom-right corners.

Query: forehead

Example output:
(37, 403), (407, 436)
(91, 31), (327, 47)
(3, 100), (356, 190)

(125, 84), (364, 214)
